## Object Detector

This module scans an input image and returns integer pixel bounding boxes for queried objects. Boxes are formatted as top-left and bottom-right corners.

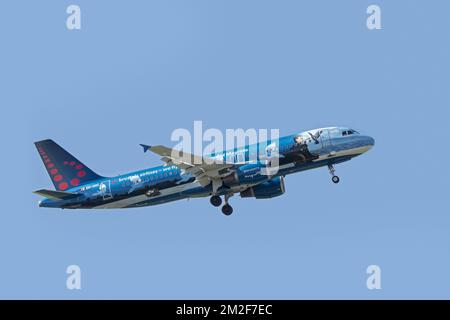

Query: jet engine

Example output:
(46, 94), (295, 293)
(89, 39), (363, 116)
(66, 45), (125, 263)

(222, 163), (268, 187)
(240, 176), (286, 199)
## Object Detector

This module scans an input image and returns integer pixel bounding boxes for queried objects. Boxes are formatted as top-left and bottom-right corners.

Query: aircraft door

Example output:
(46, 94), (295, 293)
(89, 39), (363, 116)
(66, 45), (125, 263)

(235, 151), (245, 164)
(99, 180), (113, 200)
(320, 129), (332, 151)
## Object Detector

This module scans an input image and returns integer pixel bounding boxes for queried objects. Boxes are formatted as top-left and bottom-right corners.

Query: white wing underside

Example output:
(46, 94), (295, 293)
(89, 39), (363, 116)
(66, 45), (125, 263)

(148, 145), (234, 186)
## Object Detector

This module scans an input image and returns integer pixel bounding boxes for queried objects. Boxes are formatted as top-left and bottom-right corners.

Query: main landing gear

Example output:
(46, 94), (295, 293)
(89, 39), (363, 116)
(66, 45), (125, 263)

(222, 203), (233, 216)
(210, 194), (234, 215)
(210, 195), (222, 207)
(328, 164), (340, 184)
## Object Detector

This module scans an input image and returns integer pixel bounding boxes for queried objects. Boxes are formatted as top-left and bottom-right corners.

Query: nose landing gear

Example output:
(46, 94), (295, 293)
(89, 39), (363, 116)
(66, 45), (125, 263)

(328, 164), (340, 184)
(332, 175), (340, 184)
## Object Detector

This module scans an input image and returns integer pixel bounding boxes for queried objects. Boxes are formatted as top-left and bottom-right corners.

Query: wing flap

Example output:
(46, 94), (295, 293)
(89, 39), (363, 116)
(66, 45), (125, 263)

(142, 144), (234, 181)
(149, 145), (233, 173)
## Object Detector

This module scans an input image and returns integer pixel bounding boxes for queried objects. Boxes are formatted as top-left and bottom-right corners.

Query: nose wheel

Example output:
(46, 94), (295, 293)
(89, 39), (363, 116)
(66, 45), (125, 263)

(328, 164), (340, 184)
(332, 175), (340, 184)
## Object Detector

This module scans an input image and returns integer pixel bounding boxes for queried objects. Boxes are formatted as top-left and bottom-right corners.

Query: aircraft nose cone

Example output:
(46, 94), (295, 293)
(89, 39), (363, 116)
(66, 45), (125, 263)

(366, 136), (375, 148)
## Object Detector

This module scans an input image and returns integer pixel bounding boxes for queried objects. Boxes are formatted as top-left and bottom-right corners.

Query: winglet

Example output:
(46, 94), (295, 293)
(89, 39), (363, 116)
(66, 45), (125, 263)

(140, 144), (151, 153)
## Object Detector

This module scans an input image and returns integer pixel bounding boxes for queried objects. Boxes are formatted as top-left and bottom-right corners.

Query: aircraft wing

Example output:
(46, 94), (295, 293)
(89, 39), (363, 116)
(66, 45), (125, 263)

(140, 144), (234, 186)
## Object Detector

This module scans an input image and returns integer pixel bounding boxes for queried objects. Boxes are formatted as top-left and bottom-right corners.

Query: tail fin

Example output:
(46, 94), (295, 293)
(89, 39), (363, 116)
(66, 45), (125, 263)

(35, 139), (104, 191)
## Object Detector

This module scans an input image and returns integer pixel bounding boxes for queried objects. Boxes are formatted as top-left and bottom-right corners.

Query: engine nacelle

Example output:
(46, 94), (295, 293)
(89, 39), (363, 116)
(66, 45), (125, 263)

(222, 163), (268, 187)
(240, 176), (286, 199)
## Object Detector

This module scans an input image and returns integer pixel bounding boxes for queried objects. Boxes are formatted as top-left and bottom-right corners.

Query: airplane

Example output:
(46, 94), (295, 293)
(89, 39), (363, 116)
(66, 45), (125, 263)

(33, 127), (374, 215)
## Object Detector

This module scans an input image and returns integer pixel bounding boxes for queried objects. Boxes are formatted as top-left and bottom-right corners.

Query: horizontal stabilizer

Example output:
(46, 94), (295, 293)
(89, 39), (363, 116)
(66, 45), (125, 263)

(33, 189), (79, 200)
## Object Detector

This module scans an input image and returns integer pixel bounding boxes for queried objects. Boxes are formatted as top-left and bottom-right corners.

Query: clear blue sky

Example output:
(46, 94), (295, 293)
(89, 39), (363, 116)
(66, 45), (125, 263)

(1, 0), (449, 299)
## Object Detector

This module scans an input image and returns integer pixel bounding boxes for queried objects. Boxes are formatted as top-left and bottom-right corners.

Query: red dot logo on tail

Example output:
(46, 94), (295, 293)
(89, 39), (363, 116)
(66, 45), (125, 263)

(59, 182), (69, 190)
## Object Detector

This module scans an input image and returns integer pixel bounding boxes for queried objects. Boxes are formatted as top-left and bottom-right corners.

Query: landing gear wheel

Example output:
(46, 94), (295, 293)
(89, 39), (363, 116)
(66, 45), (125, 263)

(221, 204), (233, 215)
(328, 164), (340, 184)
(210, 195), (222, 207)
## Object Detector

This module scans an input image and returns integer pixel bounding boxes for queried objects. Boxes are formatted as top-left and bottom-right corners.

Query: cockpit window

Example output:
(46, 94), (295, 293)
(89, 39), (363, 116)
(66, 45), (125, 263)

(342, 129), (359, 136)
